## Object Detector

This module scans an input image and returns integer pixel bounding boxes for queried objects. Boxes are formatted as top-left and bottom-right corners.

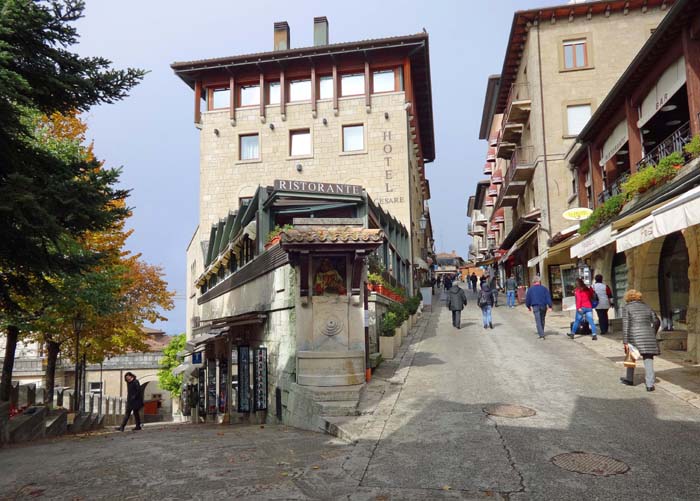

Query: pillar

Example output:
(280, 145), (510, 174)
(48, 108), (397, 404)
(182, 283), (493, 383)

(682, 25), (700, 136)
(683, 226), (700, 362)
(626, 97), (643, 172)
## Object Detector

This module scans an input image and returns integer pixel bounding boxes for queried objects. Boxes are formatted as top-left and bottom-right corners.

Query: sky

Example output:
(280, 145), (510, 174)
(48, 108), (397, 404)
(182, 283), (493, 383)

(73, 0), (550, 334)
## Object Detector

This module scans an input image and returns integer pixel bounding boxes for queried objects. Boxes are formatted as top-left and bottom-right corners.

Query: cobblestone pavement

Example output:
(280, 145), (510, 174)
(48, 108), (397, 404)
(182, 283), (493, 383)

(2, 285), (700, 500)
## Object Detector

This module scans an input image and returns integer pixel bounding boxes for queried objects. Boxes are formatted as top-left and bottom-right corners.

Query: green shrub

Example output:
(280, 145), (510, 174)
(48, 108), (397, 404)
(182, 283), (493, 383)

(381, 311), (398, 336)
(684, 135), (700, 159)
(405, 295), (420, 315)
(367, 272), (383, 285)
(266, 224), (293, 243)
(388, 302), (408, 326)
(579, 194), (625, 235)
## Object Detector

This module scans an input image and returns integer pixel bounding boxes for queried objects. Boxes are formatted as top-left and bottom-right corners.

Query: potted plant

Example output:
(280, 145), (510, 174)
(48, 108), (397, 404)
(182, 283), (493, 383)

(367, 272), (382, 292)
(265, 224), (293, 249)
(379, 312), (399, 359)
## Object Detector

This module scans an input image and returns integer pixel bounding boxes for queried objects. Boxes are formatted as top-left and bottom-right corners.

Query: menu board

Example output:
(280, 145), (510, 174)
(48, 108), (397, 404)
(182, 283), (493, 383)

(218, 357), (228, 414)
(548, 265), (563, 300)
(197, 368), (205, 417)
(254, 348), (268, 411)
(237, 346), (250, 413)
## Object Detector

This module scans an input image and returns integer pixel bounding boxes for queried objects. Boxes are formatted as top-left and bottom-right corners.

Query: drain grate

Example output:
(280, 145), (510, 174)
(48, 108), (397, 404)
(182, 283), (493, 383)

(551, 452), (629, 476)
(483, 404), (537, 418)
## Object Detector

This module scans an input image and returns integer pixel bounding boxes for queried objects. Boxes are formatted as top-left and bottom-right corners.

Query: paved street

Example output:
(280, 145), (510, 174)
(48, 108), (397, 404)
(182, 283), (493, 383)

(2, 287), (700, 500)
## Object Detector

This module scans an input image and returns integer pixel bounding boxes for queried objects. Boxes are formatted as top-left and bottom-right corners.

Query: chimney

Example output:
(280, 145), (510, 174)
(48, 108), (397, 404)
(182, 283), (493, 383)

(274, 21), (290, 51)
(313, 16), (329, 46)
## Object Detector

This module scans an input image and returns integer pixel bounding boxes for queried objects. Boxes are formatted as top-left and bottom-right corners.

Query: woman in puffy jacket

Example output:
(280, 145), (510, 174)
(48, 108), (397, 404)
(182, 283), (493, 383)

(620, 289), (661, 391)
(568, 278), (598, 340)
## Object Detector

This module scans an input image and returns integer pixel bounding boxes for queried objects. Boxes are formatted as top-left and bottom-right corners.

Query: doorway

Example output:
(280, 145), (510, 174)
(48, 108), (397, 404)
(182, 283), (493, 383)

(658, 232), (689, 331)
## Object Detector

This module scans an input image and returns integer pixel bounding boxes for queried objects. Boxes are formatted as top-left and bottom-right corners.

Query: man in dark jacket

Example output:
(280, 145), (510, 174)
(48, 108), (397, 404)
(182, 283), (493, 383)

(446, 283), (467, 329)
(119, 372), (143, 431)
(525, 276), (553, 340)
(470, 273), (478, 294)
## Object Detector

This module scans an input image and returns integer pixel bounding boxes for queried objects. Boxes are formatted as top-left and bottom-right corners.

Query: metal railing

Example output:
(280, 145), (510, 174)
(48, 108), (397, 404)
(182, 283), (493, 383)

(597, 173), (629, 205)
(506, 145), (535, 184)
(636, 120), (691, 170)
(501, 82), (530, 131)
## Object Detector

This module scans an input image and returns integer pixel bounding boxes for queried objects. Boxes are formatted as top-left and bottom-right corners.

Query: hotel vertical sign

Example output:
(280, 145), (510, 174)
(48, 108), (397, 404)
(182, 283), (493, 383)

(254, 347), (268, 411)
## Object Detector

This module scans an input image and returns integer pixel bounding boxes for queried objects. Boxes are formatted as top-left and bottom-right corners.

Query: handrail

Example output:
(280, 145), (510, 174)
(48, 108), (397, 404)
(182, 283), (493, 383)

(636, 121), (691, 170)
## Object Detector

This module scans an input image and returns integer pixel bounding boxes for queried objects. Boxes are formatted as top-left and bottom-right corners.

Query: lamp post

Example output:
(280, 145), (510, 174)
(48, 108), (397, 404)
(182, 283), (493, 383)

(72, 315), (84, 413)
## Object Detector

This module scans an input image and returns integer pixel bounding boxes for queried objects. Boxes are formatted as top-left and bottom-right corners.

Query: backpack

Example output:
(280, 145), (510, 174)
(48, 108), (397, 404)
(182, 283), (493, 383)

(478, 290), (490, 307)
(590, 288), (599, 309)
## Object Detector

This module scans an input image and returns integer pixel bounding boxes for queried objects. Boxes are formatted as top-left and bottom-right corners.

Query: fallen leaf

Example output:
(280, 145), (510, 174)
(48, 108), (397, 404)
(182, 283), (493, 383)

(281, 472), (288, 477)
(312, 465), (320, 470)
(442, 485), (451, 491)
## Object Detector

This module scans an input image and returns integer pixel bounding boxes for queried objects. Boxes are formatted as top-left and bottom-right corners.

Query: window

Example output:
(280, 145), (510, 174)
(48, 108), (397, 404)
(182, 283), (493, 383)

(341, 73), (365, 96)
(342, 124), (364, 152)
(290, 129), (311, 156)
(239, 134), (259, 160)
(319, 76), (333, 99)
(373, 69), (395, 93)
(563, 39), (588, 69)
(289, 79), (311, 101)
(566, 103), (592, 135)
(240, 84), (260, 106)
(210, 88), (230, 110)
(89, 382), (102, 394)
(268, 82), (280, 104)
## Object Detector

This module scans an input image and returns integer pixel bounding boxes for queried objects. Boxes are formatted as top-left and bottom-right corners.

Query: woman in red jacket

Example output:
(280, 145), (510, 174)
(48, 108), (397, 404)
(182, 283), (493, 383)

(568, 278), (598, 340)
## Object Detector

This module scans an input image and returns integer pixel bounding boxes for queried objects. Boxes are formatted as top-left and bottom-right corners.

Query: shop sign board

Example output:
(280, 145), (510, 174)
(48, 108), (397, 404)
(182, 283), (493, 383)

(237, 346), (250, 413)
(563, 208), (593, 221)
(254, 348), (268, 411)
(274, 179), (362, 196)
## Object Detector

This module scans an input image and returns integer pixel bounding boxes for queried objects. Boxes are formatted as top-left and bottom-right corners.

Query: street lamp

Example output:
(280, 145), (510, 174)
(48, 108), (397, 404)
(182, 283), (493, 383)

(72, 315), (84, 413)
(419, 213), (427, 231)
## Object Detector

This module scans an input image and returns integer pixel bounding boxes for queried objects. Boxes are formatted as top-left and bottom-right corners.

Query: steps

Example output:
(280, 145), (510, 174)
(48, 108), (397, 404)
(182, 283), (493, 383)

(45, 410), (68, 437)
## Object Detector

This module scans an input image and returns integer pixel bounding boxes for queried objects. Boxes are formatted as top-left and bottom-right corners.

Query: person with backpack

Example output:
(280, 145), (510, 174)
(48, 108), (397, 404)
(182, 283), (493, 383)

(568, 278), (598, 340)
(478, 282), (495, 330)
(470, 273), (478, 294)
(525, 275), (553, 340)
(505, 274), (518, 308)
(446, 282), (468, 328)
(592, 274), (613, 334)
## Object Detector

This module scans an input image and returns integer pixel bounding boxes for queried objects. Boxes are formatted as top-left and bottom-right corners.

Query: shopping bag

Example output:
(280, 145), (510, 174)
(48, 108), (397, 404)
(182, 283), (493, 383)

(628, 344), (641, 361)
(623, 351), (637, 368)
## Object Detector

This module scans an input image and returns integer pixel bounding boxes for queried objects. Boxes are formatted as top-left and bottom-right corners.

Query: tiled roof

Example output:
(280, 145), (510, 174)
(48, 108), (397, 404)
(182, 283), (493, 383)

(281, 227), (383, 244)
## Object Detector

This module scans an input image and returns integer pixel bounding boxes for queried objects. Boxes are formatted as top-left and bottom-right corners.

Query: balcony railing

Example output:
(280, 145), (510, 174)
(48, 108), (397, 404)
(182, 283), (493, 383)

(597, 173), (629, 205)
(636, 120), (691, 170)
(506, 145), (535, 184)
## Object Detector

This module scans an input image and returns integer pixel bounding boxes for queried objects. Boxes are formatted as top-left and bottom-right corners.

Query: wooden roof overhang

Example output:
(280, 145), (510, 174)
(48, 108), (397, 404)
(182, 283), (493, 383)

(172, 33), (435, 161)
(473, 180), (491, 210)
(570, 0), (695, 165)
(496, 0), (676, 114)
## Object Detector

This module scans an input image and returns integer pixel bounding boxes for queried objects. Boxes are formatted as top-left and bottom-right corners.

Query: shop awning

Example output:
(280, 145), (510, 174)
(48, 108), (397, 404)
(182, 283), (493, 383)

(616, 185), (700, 252)
(600, 119), (628, 166)
(500, 225), (539, 263)
(413, 257), (430, 270)
(172, 363), (198, 377)
(570, 224), (614, 258)
(638, 56), (686, 128)
(528, 233), (581, 268)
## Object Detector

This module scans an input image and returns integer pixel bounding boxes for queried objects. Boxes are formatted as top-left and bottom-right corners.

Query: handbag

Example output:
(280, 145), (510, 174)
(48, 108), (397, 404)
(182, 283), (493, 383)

(623, 351), (637, 368)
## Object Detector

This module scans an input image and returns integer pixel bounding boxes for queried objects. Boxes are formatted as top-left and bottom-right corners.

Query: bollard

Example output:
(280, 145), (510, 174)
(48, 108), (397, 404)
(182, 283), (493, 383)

(66, 390), (75, 412)
(36, 387), (45, 405)
(10, 382), (19, 408)
(98, 394), (103, 416)
(88, 394), (94, 414)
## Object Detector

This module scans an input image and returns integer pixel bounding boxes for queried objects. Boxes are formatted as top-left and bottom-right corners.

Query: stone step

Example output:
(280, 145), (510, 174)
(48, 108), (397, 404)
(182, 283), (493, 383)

(321, 416), (367, 443)
(45, 410), (68, 438)
(67, 413), (91, 434)
(7, 406), (48, 443)
(314, 400), (359, 417)
(290, 383), (363, 402)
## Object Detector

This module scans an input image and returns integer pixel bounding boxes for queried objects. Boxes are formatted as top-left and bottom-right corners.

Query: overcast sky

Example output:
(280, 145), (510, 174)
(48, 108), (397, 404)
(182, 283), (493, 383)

(73, 0), (548, 334)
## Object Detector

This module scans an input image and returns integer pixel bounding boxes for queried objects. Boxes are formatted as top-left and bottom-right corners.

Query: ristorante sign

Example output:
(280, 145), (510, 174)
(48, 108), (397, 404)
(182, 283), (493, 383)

(274, 179), (363, 196)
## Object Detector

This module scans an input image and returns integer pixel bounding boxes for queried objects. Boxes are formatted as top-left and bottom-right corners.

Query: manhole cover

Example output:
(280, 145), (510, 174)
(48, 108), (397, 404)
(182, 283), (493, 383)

(483, 404), (537, 418)
(551, 452), (629, 476)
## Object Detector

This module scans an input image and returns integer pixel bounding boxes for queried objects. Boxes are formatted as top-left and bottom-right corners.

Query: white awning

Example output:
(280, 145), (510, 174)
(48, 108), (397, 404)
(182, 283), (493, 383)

(615, 216), (655, 253)
(413, 257), (429, 270)
(638, 56), (686, 128)
(570, 223), (614, 258)
(500, 225), (539, 263)
(600, 119), (628, 166)
(615, 186), (700, 253)
(527, 251), (547, 269)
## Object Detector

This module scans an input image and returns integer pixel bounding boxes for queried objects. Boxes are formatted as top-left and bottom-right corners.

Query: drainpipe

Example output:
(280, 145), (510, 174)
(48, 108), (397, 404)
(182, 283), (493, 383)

(536, 20), (553, 238)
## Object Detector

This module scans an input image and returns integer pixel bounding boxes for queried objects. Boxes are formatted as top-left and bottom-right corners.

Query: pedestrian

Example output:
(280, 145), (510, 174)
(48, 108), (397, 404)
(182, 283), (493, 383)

(118, 372), (143, 432)
(592, 274), (613, 334)
(478, 282), (494, 329)
(620, 289), (661, 391)
(470, 273), (478, 293)
(525, 275), (553, 340)
(490, 274), (499, 307)
(443, 274), (453, 291)
(568, 278), (598, 340)
(505, 274), (518, 308)
(446, 282), (468, 328)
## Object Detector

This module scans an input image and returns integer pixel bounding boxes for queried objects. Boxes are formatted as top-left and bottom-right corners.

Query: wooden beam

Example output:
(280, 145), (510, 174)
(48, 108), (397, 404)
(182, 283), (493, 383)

(683, 24), (700, 136)
(332, 63), (338, 113)
(364, 61), (371, 109)
(229, 76), (236, 123)
(403, 57), (413, 104)
(259, 73), (265, 119)
(194, 80), (202, 124)
(625, 97), (642, 172)
(280, 69), (286, 119)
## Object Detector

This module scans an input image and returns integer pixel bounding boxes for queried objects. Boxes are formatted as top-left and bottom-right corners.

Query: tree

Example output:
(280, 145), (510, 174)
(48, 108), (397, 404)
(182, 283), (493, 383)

(0, 0), (145, 400)
(158, 334), (186, 398)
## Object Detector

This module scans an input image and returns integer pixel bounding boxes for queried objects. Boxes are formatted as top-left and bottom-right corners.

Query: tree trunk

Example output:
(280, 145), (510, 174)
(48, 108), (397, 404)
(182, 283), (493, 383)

(0, 325), (20, 401)
(45, 340), (61, 408)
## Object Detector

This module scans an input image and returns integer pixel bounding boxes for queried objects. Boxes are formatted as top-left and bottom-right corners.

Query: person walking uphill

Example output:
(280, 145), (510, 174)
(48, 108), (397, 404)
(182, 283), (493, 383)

(478, 283), (495, 330)
(119, 372), (143, 432)
(525, 276), (553, 339)
(620, 289), (661, 391)
(446, 283), (467, 329)
(470, 273), (478, 294)
(568, 278), (598, 340)
(505, 275), (518, 308)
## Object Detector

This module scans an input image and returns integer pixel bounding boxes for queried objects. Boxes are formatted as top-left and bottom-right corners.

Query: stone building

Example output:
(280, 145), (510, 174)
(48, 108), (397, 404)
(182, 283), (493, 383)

(568, 0), (700, 361)
(468, 0), (671, 307)
(171, 19), (435, 428)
